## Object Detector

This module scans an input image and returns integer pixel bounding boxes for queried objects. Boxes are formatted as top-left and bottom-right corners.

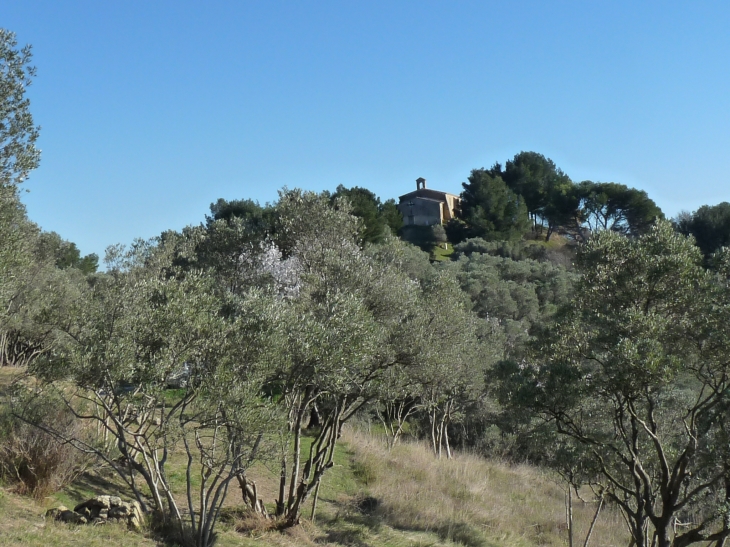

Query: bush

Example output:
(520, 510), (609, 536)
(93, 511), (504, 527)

(453, 238), (547, 261)
(398, 225), (436, 251)
(444, 218), (470, 244)
(0, 395), (92, 498)
(431, 224), (448, 243)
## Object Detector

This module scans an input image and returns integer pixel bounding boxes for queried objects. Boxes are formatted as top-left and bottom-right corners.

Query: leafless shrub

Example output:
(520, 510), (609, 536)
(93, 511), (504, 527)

(234, 511), (279, 535)
(0, 398), (93, 498)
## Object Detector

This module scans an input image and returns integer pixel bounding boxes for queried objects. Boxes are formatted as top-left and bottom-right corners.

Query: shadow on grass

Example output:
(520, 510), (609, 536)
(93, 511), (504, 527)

(434, 521), (489, 547)
(61, 470), (132, 505)
(316, 526), (370, 547)
(322, 494), (489, 547)
(312, 495), (382, 546)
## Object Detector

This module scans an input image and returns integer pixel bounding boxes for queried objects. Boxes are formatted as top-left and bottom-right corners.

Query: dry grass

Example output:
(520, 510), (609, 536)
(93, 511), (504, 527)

(343, 429), (629, 547)
(0, 486), (156, 547)
(0, 423), (631, 547)
(1, 363), (630, 547)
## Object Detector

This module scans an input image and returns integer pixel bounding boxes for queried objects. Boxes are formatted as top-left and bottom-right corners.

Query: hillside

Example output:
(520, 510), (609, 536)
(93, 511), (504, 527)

(0, 409), (627, 547)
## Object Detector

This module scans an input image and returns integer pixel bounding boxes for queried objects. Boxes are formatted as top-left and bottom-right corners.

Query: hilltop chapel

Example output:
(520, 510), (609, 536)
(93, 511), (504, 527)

(397, 178), (461, 226)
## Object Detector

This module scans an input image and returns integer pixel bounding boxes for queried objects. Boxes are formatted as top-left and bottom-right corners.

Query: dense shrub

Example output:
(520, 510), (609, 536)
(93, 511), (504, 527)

(398, 224), (437, 251)
(0, 395), (92, 498)
(444, 218), (470, 243)
(431, 223), (448, 243)
(453, 238), (547, 262)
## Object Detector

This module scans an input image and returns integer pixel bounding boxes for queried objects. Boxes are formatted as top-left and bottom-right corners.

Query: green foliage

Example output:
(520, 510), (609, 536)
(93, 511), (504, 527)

(0, 189), (35, 321)
(0, 35), (93, 368)
(379, 198), (403, 234)
(0, 193), (88, 369)
(364, 233), (433, 282)
(0, 29), (40, 188)
(502, 153), (550, 218)
(207, 197), (276, 234)
(192, 198), (279, 294)
(0, 29), (661, 544)
(397, 224), (437, 251)
(459, 169), (530, 242)
(431, 223), (447, 243)
(453, 238), (548, 262)
(272, 189), (435, 521)
(675, 201), (730, 260)
(473, 152), (578, 242)
(574, 180), (663, 240)
(502, 152), (574, 239)
(25, 239), (285, 547)
(331, 185), (402, 244)
(331, 185), (386, 244)
(35, 231), (98, 274)
(190, 218), (265, 296)
(412, 271), (504, 457)
(444, 217), (470, 243)
(441, 252), (574, 353)
(464, 152), (664, 244)
(540, 177), (580, 241)
(498, 221), (730, 546)
(276, 187), (362, 259)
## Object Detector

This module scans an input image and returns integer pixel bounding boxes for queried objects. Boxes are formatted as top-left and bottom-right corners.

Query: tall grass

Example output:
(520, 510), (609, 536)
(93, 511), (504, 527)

(344, 428), (628, 547)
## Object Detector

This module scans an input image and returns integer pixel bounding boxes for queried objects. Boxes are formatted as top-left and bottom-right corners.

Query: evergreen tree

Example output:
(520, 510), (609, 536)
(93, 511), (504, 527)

(675, 201), (730, 260)
(459, 169), (530, 241)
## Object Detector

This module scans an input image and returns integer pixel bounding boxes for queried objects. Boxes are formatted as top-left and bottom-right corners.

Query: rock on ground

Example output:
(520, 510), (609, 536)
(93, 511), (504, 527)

(46, 495), (143, 529)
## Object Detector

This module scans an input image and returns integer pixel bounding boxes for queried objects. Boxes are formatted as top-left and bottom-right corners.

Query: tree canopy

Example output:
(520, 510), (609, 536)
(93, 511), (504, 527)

(502, 151), (574, 238)
(497, 221), (730, 546)
(457, 154), (663, 243)
(574, 180), (663, 240)
(0, 29), (40, 188)
(459, 168), (530, 242)
(330, 184), (402, 244)
(675, 201), (730, 260)
(0, 41), (714, 546)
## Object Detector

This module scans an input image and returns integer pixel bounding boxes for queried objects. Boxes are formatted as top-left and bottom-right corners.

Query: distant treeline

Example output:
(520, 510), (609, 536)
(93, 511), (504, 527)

(292, 151), (730, 264)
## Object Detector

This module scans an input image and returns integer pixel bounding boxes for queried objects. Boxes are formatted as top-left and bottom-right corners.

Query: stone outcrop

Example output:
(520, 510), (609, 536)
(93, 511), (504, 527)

(46, 495), (143, 529)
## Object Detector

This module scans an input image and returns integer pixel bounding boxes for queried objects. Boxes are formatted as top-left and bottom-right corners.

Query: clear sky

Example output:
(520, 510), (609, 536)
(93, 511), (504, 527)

(4, 1), (730, 259)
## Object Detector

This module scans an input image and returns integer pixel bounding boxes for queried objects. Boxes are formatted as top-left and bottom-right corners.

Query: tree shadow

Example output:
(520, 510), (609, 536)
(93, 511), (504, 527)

(62, 469), (134, 505)
(315, 527), (370, 547)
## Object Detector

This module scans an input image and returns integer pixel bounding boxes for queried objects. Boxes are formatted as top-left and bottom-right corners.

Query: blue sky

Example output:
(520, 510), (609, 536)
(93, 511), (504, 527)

(3, 1), (730, 258)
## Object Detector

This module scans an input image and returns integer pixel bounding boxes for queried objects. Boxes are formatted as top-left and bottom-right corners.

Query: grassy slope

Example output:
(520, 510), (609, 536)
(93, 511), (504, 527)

(430, 243), (454, 262)
(0, 423), (628, 547)
(0, 489), (154, 547)
(341, 430), (627, 547)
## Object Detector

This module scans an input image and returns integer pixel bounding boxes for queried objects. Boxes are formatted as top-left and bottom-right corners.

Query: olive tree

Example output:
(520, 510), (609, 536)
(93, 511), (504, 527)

(0, 28), (45, 365)
(271, 190), (428, 524)
(497, 221), (730, 547)
(0, 197), (86, 369)
(0, 195), (37, 365)
(0, 28), (40, 188)
(22, 240), (283, 547)
(415, 271), (501, 458)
